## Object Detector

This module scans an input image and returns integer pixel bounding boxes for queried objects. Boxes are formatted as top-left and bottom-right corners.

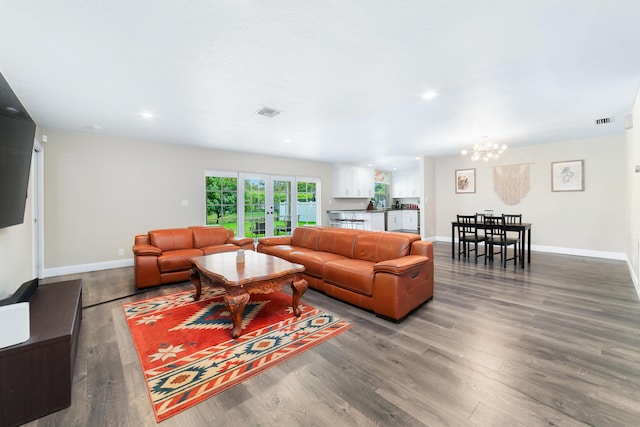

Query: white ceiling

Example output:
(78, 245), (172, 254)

(1, 0), (639, 170)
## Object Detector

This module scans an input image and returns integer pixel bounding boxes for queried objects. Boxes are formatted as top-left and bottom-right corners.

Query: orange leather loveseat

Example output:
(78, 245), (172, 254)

(132, 226), (254, 289)
(257, 226), (433, 321)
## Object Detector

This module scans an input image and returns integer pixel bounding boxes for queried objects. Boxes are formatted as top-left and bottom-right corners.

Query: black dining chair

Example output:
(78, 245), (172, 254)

(484, 215), (520, 268)
(457, 214), (485, 263)
(475, 212), (486, 240)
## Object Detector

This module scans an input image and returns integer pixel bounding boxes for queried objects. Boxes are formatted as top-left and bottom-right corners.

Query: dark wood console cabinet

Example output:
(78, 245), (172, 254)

(0, 279), (82, 427)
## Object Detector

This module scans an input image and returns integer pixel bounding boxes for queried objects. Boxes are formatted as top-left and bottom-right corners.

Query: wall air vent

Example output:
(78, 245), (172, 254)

(256, 107), (281, 118)
(594, 117), (612, 125)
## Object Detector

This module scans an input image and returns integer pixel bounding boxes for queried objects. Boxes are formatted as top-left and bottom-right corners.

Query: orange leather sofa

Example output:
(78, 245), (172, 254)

(257, 227), (433, 321)
(132, 226), (254, 289)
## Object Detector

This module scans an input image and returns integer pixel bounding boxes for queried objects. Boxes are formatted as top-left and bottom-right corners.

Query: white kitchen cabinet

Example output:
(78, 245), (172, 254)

(333, 165), (373, 198)
(391, 170), (419, 198)
(386, 211), (403, 231)
(370, 212), (385, 231)
(402, 210), (419, 231)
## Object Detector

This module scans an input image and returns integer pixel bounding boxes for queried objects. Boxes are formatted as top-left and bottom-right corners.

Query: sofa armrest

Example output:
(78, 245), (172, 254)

(410, 240), (433, 258)
(374, 255), (428, 275)
(134, 234), (150, 245)
(132, 244), (162, 256)
(258, 236), (292, 246)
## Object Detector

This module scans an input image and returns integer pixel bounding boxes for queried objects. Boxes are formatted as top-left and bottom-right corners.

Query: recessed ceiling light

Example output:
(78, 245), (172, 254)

(284, 138), (292, 143)
(421, 91), (437, 99)
(91, 124), (102, 130)
(139, 111), (154, 119)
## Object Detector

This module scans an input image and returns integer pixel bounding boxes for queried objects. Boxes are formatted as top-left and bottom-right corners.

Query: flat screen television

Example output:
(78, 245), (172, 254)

(0, 72), (36, 229)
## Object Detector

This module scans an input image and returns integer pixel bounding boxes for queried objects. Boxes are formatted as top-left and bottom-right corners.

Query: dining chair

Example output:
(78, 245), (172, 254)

(475, 212), (486, 239)
(484, 215), (520, 268)
(457, 214), (484, 263)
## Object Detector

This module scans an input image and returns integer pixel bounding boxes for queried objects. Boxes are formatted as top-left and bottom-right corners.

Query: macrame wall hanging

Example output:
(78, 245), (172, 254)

(492, 163), (531, 205)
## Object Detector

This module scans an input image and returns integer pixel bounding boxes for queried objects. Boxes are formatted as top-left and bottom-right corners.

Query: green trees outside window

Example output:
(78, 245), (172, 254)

(206, 177), (238, 232)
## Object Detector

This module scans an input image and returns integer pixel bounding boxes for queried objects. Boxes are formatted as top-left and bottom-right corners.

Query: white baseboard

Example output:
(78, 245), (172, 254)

(436, 236), (626, 260)
(530, 244), (627, 261)
(43, 258), (134, 278)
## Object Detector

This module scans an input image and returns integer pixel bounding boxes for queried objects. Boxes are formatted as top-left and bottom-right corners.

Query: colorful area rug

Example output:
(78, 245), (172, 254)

(122, 288), (350, 422)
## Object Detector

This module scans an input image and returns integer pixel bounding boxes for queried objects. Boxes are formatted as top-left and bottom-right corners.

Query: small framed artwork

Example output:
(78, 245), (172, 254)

(455, 168), (476, 194)
(551, 160), (584, 192)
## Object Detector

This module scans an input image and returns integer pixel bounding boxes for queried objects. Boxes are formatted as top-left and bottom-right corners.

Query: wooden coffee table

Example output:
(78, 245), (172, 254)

(189, 251), (308, 339)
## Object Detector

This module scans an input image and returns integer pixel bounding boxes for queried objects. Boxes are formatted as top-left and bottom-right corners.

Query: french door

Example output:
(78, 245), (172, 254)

(206, 171), (317, 238)
(240, 174), (294, 238)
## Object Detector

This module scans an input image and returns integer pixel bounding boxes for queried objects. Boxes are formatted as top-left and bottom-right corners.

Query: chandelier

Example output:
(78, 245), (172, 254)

(461, 142), (508, 161)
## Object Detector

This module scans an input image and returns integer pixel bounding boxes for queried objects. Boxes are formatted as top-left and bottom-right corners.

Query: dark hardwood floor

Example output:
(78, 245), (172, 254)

(30, 243), (640, 426)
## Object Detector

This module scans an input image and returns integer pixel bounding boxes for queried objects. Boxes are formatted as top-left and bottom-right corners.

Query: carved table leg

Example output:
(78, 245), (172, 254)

(223, 292), (250, 339)
(190, 269), (202, 301)
(290, 278), (308, 317)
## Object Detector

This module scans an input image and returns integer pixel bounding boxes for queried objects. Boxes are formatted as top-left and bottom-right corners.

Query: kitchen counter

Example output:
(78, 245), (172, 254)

(326, 208), (419, 212)
(327, 209), (419, 233)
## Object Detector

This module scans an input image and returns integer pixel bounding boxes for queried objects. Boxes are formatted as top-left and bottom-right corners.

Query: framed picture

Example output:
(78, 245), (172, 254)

(455, 168), (476, 194)
(551, 160), (584, 192)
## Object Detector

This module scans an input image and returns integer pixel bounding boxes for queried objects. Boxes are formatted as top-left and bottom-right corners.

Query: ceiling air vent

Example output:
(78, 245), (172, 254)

(256, 107), (281, 118)
(594, 117), (612, 125)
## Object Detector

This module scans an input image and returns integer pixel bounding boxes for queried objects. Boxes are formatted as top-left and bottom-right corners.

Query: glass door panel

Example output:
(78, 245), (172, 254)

(296, 180), (318, 227)
(273, 179), (293, 235)
(243, 176), (268, 238)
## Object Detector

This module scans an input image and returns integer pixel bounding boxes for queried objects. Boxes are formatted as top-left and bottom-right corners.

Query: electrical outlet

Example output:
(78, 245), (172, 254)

(118, 248), (124, 256)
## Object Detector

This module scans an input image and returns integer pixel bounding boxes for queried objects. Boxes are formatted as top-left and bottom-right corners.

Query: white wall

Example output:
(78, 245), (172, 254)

(435, 134), (627, 257)
(420, 156), (436, 238)
(42, 130), (335, 272)
(626, 89), (640, 290)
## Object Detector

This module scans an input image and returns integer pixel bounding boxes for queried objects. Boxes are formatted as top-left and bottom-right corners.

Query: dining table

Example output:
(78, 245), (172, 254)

(451, 219), (532, 268)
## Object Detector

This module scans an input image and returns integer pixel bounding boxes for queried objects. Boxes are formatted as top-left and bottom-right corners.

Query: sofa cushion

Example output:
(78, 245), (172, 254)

(291, 227), (322, 250)
(149, 228), (194, 251)
(317, 228), (360, 258)
(201, 244), (241, 255)
(289, 251), (347, 277)
(323, 258), (375, 296)
(260, 245), (313, 261)
(157, 248), (203, 273)
(353, 233), (413, 263)
(190, 226), (231, 248)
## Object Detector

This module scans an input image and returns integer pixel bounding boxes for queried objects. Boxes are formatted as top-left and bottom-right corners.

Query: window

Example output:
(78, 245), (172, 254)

(205, 175), (238, 233)
(297, 180), (317, 227)
(373, 182), (390, 209)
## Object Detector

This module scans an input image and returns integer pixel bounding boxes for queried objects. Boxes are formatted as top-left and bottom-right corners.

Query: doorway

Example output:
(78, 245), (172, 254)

(240, 174), (295, 238)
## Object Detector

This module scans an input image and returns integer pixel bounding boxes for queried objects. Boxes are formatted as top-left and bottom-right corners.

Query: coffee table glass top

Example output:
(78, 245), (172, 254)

(190, 251), (304, 285)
